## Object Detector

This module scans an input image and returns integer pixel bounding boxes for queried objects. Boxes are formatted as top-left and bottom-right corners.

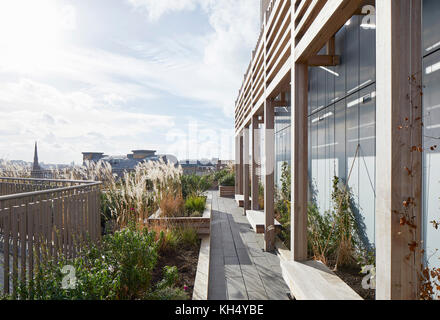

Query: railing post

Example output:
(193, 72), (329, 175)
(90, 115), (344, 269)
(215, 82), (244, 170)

(3, 207), (10, 295)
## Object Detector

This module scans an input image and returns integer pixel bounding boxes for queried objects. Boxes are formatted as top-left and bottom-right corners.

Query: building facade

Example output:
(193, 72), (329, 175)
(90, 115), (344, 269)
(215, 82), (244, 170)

(82, 150), (178, 176)
(234, 0), (440, 299)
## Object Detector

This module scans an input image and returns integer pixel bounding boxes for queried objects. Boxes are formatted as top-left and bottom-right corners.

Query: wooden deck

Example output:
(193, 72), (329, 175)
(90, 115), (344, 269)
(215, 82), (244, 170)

(208, 192), (290, 300)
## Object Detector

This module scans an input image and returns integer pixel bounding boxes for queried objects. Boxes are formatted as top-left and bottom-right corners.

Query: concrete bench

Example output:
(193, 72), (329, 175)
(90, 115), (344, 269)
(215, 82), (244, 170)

(234, 194), (251, 207)
(276, 241), (363, 300)
(245, 210), (282, 234)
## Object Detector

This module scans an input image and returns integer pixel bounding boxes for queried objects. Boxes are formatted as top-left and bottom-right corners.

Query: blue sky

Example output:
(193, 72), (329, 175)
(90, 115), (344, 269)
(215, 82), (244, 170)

(0, 0), (260, 164)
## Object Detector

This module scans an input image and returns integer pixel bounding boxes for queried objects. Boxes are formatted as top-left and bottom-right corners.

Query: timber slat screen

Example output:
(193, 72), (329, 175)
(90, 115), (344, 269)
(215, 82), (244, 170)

(235, 0), (292, 133)
(0, 177), (102, 295)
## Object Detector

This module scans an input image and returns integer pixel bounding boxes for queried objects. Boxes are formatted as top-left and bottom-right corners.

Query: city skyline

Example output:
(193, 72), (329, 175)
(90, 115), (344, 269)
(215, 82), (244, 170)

(0, 0), (260, 164)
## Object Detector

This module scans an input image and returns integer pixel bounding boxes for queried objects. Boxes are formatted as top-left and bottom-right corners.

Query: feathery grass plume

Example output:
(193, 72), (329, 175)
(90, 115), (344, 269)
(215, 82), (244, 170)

(101, 159), (183, 229)
(0, 160), (32, 177)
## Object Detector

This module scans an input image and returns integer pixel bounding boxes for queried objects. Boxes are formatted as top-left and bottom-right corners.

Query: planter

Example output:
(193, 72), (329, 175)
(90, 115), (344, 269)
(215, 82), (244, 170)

(148, 194), (212, 236)
(219, 185), (235, 197)
(192, 235), (210, 300)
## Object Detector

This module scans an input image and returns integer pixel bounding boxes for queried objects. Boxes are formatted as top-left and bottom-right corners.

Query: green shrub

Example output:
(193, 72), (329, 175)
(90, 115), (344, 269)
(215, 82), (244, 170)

(219, 172), (235, 187)
(306, 177), (361, 268)
(175, 227), (199, 248)
(185, 196), (206, 216)
(147, 266), (187, 300)
(160, 229), (180, 252)
(275, 162), (291, 248)
(181, 174), (212, 198)
(307, 203), (335, 263)
(12, 226), (187, 300)
(331, 176), (359, 268)
(160, 227), (199, 253)
(214, 169), (229, 182)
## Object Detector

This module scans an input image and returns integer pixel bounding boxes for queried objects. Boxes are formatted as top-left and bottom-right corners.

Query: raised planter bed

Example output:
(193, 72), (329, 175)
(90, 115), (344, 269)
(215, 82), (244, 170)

(192, 235), (210, 300)
(219, 185), (235, 197)
(148, 194), (212, 236)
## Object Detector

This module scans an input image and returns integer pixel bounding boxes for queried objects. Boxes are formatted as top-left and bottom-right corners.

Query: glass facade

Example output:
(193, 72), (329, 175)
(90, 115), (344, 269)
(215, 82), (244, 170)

(308, 15), (376, 249)
(275, 106), (291, 188)
(270, 1), (440, 264)
(423, 0), (440, 269)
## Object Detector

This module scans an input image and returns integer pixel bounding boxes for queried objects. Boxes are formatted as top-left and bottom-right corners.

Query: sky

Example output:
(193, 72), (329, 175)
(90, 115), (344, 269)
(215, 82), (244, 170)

(0, 0), (260, 164)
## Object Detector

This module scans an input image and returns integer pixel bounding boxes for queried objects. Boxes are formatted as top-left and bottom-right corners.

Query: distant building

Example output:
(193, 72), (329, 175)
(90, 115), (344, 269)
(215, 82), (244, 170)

(180, 158), (224, 176)
(32, 142), (41, 171)
(31, 142), (44, 178)
(216, 160), (234, 171)
(82, 152), (106, 163)
(82, 150), (178, 176)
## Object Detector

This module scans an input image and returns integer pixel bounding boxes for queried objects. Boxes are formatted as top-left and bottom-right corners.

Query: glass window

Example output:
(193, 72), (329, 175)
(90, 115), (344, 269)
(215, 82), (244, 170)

(335, 100), (346, 180)
(360, 14), (376, 89)
(310, 111), (319, 204)
(304, 11), (376, 246)
(335, 26), (346, 102)
(309, 67), (318, 115)
(345, 16), (360, 96)
(346, 92), (360, 217)
(358, 84), (376, 248)
(423, 0), (440, 54)
(423, 50), (440, 268)
(317, 67), (326, 112)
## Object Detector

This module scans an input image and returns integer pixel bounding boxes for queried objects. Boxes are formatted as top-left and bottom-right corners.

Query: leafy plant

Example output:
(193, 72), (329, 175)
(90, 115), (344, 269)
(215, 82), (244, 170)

(219, 172), (235, 187)
(307, 203), (334, 264)
(280, 162), (291, 202)
(11, 226), (187, 300)
(181, 174), (212, 199)
(306, 176), (360, 269)
(147, 266), (188, 300)
(174, 227), (199, 249)
(184, 196), (206, 217)
(331, 176), (359, 269)
(420, 265), (440, 300)
(214, 169), (229, 182)
(275, 162), (291, 248)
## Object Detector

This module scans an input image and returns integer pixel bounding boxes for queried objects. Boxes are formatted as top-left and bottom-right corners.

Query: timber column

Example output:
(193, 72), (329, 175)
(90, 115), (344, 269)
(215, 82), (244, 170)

(243, 127), (251, 213)
(375, 0), (422, 300)
(238, 133), (244, 195)
(235, 135), (240, 195)
(252, 115), (261, 210)
(264, 100), (275, 251)
(291, 63), (309, 262)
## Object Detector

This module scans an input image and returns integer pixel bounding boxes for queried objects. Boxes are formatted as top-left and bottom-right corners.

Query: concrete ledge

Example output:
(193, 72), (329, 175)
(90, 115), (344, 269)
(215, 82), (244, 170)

(275, 240), (363, 300)
(193, 235), (210, 300)
(246, 210), (281, 234)
(234, 194), (251, 207)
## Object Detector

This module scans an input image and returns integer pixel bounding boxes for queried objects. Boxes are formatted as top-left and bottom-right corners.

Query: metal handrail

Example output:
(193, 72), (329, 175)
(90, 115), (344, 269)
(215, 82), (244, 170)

(0, 176), (98, 184)
(0, 181), (102, 202)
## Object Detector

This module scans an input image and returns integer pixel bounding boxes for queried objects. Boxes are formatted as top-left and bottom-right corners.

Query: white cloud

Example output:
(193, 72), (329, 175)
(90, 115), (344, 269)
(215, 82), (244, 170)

(0, 79), (175, 163)
(0, 0), (259, 163)
(128, 0), (199, 21)
(127, 0), (260, 117)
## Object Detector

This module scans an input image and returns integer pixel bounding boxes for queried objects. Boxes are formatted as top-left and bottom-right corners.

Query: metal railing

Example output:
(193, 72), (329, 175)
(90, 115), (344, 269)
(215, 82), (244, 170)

(0, 177), (102, 295)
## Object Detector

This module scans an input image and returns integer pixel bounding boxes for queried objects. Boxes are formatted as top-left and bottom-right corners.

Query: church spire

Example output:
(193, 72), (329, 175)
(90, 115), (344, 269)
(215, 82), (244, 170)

(33, 141), (41, 171)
